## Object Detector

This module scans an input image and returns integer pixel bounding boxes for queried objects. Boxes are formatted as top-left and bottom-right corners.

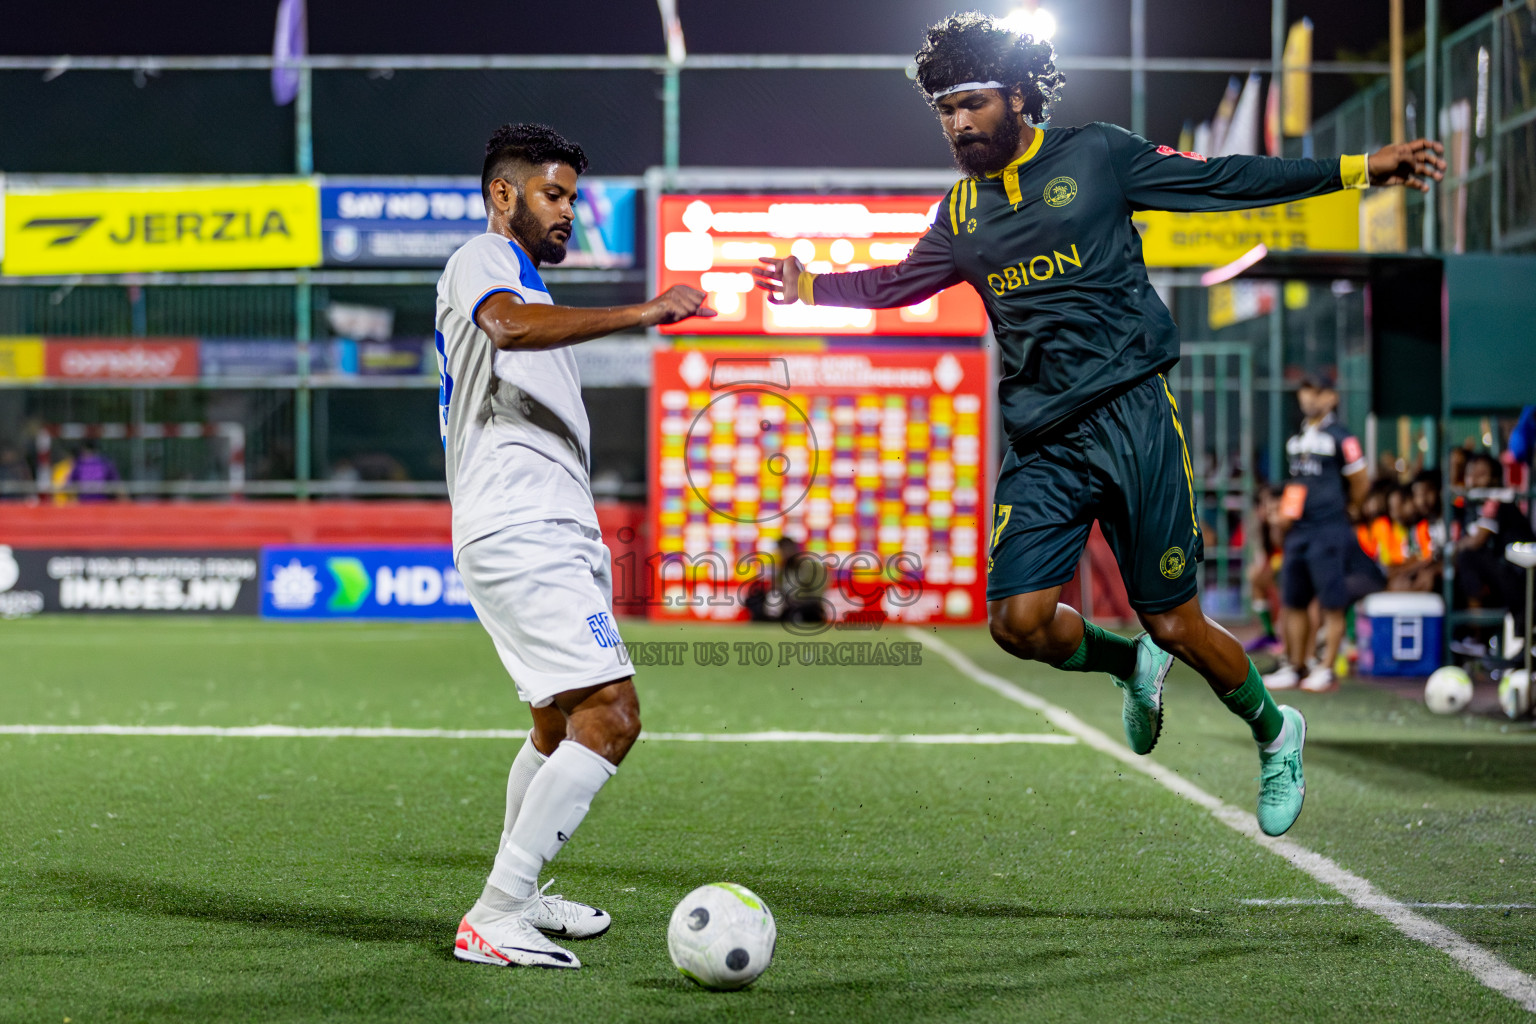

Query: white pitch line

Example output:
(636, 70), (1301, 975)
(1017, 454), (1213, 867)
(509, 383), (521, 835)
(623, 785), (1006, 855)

(913, 627), (1536, 1016)
(1244, 899), (1536, 910)
(0, 724), (1074, 745)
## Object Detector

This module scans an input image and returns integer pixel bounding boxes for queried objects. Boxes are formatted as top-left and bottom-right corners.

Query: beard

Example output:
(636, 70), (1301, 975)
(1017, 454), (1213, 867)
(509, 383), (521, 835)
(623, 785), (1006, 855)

(509, 201), (569, 265)
(948, 112), (1023, 177)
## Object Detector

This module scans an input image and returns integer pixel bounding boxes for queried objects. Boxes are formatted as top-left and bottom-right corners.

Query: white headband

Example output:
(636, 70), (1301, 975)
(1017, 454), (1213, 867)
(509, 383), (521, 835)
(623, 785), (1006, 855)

(928, 80), (1007, 100)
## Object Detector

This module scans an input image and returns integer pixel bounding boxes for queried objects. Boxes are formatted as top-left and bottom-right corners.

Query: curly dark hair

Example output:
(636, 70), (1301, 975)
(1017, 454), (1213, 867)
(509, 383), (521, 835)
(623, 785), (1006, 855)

(481, 122), (589, 202)
(914, 12), (1065, 124)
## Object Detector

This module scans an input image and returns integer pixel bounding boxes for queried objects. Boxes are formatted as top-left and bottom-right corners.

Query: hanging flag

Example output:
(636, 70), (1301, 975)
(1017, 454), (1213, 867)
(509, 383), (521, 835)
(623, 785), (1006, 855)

(1265, 75), (1281, 156)
(1209, 76), (1242, 155)
(1283, 18), (1313, 137)
(656, 0), (686, 65)
(271, 0), (307, 107)
(1192, 120), (1213, 159)
(1217, 74), (1263, 157)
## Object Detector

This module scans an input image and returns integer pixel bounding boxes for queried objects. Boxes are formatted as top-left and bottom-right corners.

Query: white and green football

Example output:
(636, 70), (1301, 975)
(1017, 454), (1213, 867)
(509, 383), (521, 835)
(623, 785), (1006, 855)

(667, 882), (777, 990)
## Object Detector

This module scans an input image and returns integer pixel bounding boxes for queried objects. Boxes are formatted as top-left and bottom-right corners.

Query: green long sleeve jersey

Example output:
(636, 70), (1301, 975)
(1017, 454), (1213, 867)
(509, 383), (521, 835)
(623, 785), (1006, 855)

(801, 122), (1370, 452)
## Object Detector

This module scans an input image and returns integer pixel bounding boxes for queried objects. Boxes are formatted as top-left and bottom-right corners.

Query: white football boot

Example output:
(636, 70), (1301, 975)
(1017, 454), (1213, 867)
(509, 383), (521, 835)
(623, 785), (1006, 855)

(1300, 664), (1337, 692)
(525, 879), (612, 939)
(1262, 663), (1301, 690)
(454, 905), (581, 969)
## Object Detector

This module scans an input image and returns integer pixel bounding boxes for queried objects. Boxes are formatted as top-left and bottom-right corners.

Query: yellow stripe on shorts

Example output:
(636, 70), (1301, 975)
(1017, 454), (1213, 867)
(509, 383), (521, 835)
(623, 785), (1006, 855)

(1158, 375), (1200, 538)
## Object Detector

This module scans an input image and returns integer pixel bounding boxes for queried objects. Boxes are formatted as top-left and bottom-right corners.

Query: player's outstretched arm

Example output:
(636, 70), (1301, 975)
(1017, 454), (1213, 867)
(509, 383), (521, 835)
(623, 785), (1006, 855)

(475, 286), (715, 351)
(1102, 123), (1445, 213)
(1367, 138), (1446, 192)
(751, 225), (962, 310)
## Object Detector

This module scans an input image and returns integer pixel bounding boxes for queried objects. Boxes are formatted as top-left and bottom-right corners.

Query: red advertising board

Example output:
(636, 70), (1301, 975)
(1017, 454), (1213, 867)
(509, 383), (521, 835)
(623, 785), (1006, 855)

(655, 194), (988, 336)
(648, 347), (990, 625)
(46, 339), (200, 380)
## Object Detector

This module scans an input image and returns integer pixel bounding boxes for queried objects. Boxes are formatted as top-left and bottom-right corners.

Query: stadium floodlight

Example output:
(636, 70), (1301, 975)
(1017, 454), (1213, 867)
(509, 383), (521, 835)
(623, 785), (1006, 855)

(999, 5), (1056, 42)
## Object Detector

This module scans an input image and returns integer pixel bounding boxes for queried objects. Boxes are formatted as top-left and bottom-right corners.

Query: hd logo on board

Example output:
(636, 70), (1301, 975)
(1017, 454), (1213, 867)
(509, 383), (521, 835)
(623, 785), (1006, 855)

(260, 546), (477, 621)
(2, 181), (321, 275)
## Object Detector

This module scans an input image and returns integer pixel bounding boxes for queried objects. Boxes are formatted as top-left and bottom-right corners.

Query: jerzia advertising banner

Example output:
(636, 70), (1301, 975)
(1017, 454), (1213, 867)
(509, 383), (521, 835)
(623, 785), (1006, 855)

(2, 181), (321, 275)
(260, 546), (477, 620)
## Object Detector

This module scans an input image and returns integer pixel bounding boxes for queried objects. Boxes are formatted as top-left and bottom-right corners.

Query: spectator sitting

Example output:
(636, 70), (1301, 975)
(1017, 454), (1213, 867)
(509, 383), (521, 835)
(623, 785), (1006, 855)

(1412, 469), (1446, 550)
(743, 536), (828, 626)
(65, 442), (123, 503)
(1384, 484), (1438, 592)
(1356, 483), (1393, 564)
(1454, 452), (1535, 622)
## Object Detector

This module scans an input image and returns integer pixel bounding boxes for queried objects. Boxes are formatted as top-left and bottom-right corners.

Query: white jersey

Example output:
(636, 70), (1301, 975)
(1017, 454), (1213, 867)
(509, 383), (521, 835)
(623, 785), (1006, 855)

(435, 232), (597, 553)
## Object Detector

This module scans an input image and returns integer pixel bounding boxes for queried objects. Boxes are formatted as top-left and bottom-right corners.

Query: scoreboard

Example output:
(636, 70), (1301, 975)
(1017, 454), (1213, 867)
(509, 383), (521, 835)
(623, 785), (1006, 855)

(654, 194), (988, 336)
(648, 347), (990, 625)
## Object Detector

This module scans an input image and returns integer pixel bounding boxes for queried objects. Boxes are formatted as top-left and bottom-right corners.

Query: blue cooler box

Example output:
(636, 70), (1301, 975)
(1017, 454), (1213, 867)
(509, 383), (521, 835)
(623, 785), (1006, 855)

(1357, 592), (1444, 676)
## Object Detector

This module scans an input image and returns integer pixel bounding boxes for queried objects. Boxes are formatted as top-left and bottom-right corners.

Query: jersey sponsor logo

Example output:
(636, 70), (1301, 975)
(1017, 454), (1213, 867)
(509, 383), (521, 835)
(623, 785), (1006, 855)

(1154, 144), (1208, 162)
(1159, 546), (1187, 580)
(587, 611), (622, 649)
(1043, 177), (1078, 208)
(965, 217), (978, 234)
(985, 244), (1083, 296)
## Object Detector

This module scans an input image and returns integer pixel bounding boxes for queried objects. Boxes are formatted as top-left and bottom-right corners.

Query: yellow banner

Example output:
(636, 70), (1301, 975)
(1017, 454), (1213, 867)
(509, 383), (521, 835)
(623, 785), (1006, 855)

(1360, 188), (1407, 253)
(1282, 18), (1313, 137)
(2, 181), (320, 275)
(1134, 189), (1360, 268)
(0, 337), (44, 378)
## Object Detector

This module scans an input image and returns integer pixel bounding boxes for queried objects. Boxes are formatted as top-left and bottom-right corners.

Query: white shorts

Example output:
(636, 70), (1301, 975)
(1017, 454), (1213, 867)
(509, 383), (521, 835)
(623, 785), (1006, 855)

(456, 519), (632, 707)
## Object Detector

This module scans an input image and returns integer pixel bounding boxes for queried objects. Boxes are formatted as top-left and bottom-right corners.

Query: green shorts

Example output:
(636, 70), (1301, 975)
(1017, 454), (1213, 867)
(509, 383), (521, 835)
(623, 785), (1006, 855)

(987, 373), (1204, 614)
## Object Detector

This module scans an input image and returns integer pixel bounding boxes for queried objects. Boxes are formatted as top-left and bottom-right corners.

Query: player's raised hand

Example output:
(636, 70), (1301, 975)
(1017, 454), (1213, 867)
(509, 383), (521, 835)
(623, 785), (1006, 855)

(640, 285), (716, 326)
(1367, 138), (1446, 192)
(752, 255), (804, 305)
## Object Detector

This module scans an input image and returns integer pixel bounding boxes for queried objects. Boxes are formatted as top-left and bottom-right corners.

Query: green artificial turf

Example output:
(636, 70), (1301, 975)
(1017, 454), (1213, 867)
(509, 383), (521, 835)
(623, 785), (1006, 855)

(1, 617), (1532, 1023)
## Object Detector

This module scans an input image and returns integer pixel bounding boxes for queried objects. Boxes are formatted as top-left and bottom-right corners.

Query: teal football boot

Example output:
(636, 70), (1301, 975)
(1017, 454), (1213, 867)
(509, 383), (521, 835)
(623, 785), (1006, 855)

(1114, 633), (1172, 755)
(1256, 705), (1308, 837)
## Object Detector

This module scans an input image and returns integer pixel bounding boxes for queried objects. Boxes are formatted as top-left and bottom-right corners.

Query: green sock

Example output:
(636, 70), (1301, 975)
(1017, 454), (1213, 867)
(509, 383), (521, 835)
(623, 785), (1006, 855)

(1053, 621), (1139, 679)
(1218, 661), (1285, 744)
(1255, 604), (1275, 638)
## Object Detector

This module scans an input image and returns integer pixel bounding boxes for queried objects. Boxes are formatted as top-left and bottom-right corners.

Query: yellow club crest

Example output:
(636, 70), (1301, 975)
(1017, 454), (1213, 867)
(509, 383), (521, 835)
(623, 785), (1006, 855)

(1043, 176), (1078, 208)
(1159, 546), (1187, 580)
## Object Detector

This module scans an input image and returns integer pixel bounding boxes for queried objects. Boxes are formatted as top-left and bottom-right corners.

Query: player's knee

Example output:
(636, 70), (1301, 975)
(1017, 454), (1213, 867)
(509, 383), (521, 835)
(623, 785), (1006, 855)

(571, 681), (641, 763)
(988, 600), (1056, 660)
(1142, 611), (1200, 657)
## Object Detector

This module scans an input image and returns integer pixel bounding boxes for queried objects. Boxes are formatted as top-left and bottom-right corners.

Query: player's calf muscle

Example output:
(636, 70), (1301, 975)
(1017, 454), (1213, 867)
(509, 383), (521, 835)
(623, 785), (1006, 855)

(988, 592), (1079, 662)
(559, 678), (641, 765)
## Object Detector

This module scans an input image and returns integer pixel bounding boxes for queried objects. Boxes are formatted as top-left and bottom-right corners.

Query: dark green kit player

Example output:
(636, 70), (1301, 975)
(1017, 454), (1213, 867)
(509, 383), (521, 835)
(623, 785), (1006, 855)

(753, 12), (1444, 836)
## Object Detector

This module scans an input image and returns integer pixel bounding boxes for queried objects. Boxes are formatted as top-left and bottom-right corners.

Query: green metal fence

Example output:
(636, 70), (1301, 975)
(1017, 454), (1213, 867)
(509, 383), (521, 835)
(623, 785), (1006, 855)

(1301, 0), (1536, 254)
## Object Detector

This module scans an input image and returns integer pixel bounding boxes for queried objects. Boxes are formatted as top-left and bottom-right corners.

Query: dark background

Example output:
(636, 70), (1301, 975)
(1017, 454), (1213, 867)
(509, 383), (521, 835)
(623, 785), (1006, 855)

(1, 1), (1498, 159)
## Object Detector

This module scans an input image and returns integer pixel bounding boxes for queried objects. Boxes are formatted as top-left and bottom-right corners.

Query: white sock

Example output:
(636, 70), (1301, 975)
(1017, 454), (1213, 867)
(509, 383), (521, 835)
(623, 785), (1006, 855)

(485, 740), (616, 904)
(479, 733), (551, 911)
(502, 731), (549, 838)
(1261, 717), (1291, 753)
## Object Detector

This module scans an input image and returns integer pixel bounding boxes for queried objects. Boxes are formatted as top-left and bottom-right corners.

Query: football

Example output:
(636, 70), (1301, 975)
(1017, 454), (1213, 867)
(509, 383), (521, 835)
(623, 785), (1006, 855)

(667, 883), (777, 991)
(1498, 669), (1532, 719)
(1424, 665), (1474, 714)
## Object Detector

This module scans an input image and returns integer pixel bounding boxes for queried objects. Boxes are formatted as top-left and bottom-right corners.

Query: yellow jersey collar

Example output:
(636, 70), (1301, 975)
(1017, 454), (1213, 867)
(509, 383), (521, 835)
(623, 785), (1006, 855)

(985, 126), (1045, 206)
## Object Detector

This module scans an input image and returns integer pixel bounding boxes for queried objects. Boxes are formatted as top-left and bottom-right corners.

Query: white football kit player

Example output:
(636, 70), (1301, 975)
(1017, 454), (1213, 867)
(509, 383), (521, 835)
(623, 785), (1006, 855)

(435, 232), (631, 707)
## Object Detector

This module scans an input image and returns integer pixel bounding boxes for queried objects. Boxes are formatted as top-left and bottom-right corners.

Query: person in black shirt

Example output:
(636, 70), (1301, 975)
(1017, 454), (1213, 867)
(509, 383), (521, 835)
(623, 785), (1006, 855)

(1265, 376), (1378, 692)
(753, 13), (1442, 837)
(1455, 453), (1535, 624)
